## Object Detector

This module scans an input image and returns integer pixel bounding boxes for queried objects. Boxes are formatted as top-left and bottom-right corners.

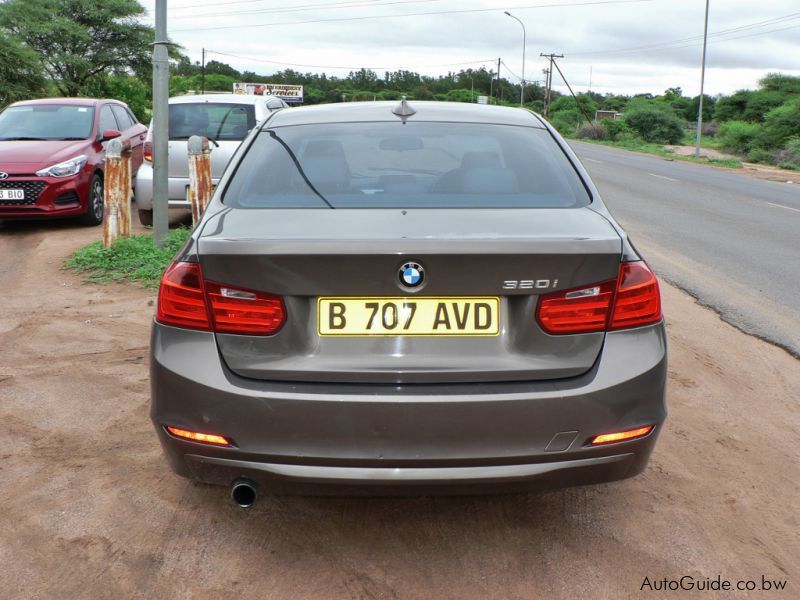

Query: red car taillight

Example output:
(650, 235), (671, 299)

(608, 261), (662, 331)
(537, 261), (661, 335)
(156, 262), (211, 331)
(143, 140), (153, 162)
(204, 281), (286, 335)
(156, 262), (286, 336)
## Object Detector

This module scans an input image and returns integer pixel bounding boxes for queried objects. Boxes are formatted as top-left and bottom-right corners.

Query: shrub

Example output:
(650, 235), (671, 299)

(573, 123), (608, 140)
(757, 99), (800, 149)
(548, 109), (581, 135)
(701, 121), (719, 137)
(773, 137), (800, 168)
(717, 120), (761, 154)
(624, 109), (685, 144)
(746, 148), (773, 164)
(601, 118), (631, 141)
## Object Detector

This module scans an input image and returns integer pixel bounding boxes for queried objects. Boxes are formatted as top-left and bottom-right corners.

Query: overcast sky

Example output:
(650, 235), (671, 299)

(141, 0), (800, 96)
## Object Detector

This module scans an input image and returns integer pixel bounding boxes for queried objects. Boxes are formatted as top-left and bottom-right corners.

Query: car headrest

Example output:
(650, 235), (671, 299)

(301, 140), (351, 189)
(461, 167), (519, 194)
(460, 151), (502, 170)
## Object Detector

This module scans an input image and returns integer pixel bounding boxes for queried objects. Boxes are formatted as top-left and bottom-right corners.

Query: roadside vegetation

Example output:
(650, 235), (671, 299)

(564, 75), (800, 171)
(66, 228), (191, 288)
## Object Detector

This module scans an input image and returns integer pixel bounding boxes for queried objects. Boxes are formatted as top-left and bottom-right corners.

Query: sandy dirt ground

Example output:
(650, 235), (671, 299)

(0, 217), (798, 599)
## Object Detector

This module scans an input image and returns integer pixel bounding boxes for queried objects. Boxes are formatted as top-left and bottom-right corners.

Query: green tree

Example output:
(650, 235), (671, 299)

(758, 98), (800, 149)
(0, 0), (155, 96)
(204, 59), (241, 79)
(625, 109), (685, 144)
(84, 74), (150, 121)
(0, 32), (47, 106)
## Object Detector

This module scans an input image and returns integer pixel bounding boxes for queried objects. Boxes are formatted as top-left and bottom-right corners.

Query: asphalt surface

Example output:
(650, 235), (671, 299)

(570, 141), (800, 357)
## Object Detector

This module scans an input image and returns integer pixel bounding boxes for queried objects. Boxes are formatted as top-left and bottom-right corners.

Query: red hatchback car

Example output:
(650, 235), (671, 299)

(0, 98), (147, 225)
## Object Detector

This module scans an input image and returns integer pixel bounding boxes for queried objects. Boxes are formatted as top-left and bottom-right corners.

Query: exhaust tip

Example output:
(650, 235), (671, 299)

(231, 478), (258, 508)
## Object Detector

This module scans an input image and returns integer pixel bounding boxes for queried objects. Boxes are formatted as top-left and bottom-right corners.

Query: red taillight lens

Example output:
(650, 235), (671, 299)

(205, 281), (286, 335)
(536, 280), (616, 334)
(143, 140), (153, 162)
(537, 261), (662, 335)
(156, 262), (211, 331)
(156, 261), (286, 336)
(609, 262), (662, 330)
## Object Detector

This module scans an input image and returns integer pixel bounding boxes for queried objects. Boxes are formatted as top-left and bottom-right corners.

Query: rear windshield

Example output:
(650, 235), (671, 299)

(0, 105), (95, 140)
(223, 122), (591, 209)
(169, 103), (255, 141)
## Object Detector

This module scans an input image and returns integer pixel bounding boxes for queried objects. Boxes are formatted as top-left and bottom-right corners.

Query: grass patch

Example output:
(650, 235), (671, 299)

(65, 227), (192, 288)
(575, 137), (743, 169)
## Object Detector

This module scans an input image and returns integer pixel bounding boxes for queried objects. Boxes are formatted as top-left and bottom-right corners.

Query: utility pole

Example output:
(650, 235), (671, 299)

(551, 57), (598, 131)
(695, 0), (710, 159)
(540, 53), (563, 117)
(152, 0), (169, 246)
(496, 57), (501, 105)
(201, 47), (206, 95)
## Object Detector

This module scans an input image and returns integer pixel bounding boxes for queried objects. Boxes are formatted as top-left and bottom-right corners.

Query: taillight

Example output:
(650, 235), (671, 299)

(609, 262), (662, 330)
(156, 261), (286, 336)
(536, 280), (616, 334)
(143, 140), (153, 162)
(156, 262), (211, 331)
(204, 281), (286, 335)
(536, 261), (661, 335)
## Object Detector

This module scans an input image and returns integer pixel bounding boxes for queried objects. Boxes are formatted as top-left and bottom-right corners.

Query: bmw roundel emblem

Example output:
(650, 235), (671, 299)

(399, 261), (424, 288)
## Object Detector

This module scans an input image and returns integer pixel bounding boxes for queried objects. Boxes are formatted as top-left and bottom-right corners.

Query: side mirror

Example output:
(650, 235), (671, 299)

(101, 129), (122, 141)
(266, 98), (286, 112)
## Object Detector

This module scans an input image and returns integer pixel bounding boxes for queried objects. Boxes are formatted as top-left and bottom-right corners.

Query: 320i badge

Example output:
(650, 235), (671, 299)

(150, 100), (667, 507)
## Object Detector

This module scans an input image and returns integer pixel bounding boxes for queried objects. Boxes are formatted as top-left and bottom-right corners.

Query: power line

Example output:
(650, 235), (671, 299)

(171, 0), (388, 10)
(171, 0), (446, 18)
(172, 0), (655, 32)
(572, 10), (800, 56)
(206, 49), (497, 72)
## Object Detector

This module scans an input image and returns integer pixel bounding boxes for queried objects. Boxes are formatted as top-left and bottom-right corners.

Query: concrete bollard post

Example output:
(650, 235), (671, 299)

(103, 137), (132, 248)
(187, 136), (213, 225)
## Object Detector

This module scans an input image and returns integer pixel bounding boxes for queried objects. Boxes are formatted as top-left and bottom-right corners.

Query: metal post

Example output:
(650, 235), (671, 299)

(152, 0), (169, 246)
(187, 135), (213, 225)
(505, 12), (526, 107)
(695, 0), (710, 159)
(103, 137), (132, 248)
(496, 57), (501, 105)
(201, 47), (206, 95)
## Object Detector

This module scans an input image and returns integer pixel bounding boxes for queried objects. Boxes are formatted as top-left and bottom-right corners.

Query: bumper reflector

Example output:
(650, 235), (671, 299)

(165, 425), (231, 446)
(590, 425), (654, 445)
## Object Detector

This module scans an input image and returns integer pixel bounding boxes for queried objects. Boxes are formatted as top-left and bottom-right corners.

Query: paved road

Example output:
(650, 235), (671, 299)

(570, 141), (800, 357)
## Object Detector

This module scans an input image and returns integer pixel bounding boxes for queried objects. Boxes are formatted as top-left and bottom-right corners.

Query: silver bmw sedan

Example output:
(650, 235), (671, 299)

(150, 100), (666, 507)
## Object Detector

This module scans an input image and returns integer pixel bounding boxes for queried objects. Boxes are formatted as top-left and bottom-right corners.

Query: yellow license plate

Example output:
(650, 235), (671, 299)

(318, 297), (500, 337)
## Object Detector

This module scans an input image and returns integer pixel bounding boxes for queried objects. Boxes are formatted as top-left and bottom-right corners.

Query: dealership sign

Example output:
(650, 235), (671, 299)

(233, 82), (303, 103)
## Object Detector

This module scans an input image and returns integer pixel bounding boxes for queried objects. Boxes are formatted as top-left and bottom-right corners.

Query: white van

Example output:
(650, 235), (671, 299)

(134, 93), (287, 225)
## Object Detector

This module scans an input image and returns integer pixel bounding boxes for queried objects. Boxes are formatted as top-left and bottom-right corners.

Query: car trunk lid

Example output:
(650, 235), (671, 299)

(198, 208), (622, 383)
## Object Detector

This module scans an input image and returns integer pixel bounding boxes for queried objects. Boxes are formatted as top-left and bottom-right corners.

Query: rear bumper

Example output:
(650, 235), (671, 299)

(150, 322), (667, 495)
(134, 162), (217, 210)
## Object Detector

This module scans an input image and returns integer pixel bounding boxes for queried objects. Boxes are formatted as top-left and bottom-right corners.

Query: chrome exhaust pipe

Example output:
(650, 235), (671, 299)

(231, 478), (258, 508)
